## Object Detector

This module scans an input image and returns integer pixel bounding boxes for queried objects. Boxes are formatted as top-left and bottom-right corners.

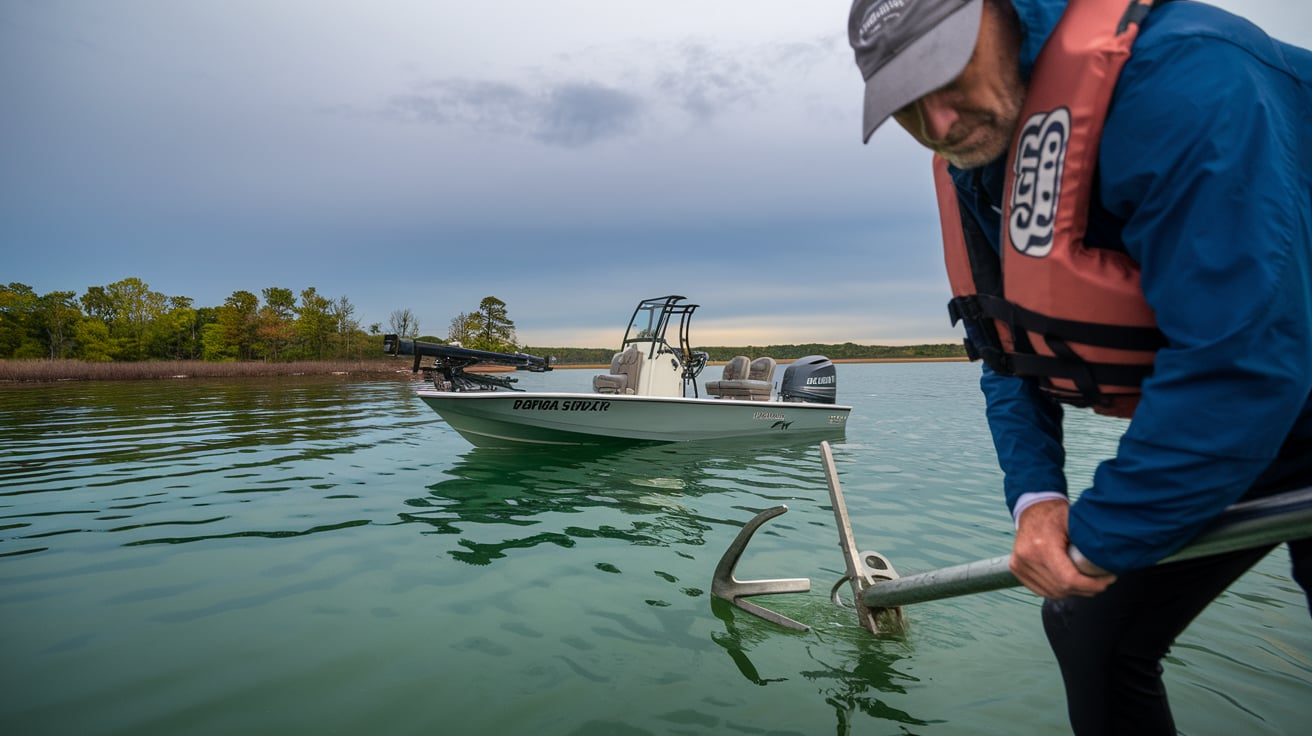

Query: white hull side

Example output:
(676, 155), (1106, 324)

(415, 390), (851, 447)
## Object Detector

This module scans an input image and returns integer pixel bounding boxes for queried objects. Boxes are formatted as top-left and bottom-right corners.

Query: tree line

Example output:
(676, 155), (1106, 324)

(0, 279), (397, 362)
(2, 281), (961, 364)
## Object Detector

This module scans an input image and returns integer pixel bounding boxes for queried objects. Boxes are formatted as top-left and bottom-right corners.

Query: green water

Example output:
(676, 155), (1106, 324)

(1, 364), (1307, 735)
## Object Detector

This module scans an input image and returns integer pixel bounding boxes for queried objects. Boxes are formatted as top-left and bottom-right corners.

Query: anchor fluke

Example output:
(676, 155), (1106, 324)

(710, 505), (812, 631)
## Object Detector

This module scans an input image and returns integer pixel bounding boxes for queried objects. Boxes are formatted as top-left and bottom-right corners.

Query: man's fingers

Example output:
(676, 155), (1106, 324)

(1011, 552), (1116, 598)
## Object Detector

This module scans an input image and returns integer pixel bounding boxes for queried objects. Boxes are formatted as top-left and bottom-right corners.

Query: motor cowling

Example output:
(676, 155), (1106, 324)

(778, 355), (838, 404)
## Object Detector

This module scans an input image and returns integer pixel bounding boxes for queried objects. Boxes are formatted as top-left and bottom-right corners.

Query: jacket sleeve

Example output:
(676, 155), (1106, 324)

(1067, 27), (1312, 573)
(947, 163), (1072, 515)
(979, 365), (1067, 514)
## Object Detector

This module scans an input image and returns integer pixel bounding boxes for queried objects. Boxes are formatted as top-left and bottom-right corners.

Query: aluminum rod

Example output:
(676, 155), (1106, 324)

(862, 486), (1312, 610)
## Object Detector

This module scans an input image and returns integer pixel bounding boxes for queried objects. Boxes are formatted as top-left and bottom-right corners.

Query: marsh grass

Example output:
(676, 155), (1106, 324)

(0, 359), (414, 384)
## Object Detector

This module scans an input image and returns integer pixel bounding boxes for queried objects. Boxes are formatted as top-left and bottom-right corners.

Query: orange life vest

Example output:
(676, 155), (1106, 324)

(936, 0), (1167, 418)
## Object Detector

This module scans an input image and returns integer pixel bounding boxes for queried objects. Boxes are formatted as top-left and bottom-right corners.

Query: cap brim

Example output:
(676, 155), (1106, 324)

(862, 0), (983, 142)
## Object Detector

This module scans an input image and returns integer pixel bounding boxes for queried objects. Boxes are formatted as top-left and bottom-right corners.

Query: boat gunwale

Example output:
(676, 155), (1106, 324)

(412, 389), (853, 411)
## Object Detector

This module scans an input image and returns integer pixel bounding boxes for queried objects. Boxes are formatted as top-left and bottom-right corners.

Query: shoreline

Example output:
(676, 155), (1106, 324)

(0, 355), (968, 384)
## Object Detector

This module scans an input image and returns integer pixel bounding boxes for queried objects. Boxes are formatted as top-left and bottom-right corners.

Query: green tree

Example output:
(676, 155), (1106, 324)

(213, 290), (260, 361)
(79, 286), (114, 323)
(149, 296), (200, 360)
(448, 311), (477, 346)
(200, 322), (235, 361)
(36, 290), (82, 359)
(93, 277), (168, 360)
(0, 283), (42, 358)
(295, 287), (334, 360)
(73, 318), (115, 361)
(468, 296), (517, 352)
(257, 287), (296, 361)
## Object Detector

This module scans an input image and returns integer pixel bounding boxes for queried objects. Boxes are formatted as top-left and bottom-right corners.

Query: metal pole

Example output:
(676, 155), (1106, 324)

(861, 486), (1312, 610)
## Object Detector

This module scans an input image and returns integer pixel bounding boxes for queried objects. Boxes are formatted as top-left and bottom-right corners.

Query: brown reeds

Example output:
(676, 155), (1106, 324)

(0, 359), (415, 384)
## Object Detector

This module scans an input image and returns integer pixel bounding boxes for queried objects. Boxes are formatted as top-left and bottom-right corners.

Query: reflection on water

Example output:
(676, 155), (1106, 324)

(1, 366), (1308, 736)
(0, 377), (427, 557)
(710, 597), (940, 733)
(403, 438), (832, 567)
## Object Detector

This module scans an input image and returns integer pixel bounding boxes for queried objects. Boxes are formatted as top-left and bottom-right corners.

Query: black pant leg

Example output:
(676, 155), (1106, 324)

(1290, 536), (1312, 611)
(1041, 544), (1276, 736)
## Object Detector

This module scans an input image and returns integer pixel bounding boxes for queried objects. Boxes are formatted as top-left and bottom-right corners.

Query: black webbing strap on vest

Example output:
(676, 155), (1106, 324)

(949, 291), (1166, 403)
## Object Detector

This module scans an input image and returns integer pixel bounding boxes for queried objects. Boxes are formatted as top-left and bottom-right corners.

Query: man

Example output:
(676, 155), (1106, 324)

(848, 0), (1312, 732)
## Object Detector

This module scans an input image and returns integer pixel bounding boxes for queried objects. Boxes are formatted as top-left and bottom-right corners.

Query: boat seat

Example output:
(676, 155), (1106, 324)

(593, 347), (643, 394)
(705, 356), (750, 396)
(705, 356), (774, 400)
(748, 357), (777, 384)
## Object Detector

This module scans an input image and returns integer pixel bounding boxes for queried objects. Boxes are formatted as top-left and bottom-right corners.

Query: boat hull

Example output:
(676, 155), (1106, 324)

(415, 390), (851, 447)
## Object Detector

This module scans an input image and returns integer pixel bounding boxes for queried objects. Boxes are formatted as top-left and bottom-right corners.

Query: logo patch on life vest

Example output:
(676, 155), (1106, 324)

(1008, 107), (1071, 258)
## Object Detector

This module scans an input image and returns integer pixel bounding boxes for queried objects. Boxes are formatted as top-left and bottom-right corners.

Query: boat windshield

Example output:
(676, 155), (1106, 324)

(619, 296), (699, 364)
(626, 303), (664, 342)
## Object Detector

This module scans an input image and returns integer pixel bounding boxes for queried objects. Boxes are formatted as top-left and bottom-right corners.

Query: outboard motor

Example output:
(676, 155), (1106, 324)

(778, 355), (838, 404)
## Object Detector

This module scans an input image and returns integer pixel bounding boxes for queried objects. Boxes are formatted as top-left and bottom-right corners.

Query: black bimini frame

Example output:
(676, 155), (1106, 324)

(619, 295), (710, 394)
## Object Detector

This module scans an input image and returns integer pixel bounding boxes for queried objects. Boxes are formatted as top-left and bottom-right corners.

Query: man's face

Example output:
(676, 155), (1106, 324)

(891, 3), (1024, 169)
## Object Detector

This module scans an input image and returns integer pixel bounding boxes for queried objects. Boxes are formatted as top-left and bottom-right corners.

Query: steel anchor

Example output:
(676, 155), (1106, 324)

(710, 504), (812, 631)
(709, 441), (902, 634)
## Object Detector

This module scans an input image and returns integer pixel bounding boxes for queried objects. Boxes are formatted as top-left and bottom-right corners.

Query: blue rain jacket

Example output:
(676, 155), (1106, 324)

(948, 0), (1312, 573)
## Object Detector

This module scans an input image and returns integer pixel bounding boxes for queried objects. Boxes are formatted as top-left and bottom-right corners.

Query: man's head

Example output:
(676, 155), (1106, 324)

(849, 0), (1025, 169)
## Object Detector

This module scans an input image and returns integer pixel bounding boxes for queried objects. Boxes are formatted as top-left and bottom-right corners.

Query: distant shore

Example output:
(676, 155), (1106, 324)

(0, 355), (968, 384)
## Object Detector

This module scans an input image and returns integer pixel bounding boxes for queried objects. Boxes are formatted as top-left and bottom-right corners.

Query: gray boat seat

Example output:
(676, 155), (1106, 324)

(705, 355), (774, 400)
(748, 357), (777, 384)
(593, 346), (643, 394)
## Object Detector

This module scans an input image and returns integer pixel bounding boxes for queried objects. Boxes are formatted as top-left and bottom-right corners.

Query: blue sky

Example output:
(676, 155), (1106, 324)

(3, 1), (1308, 348)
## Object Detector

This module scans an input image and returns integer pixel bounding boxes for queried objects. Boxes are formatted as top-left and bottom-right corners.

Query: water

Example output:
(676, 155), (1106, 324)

(1, 363), (1307, 735)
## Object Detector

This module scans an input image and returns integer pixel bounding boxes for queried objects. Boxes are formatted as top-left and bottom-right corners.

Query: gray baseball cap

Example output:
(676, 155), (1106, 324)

(849, 0), (983, 142)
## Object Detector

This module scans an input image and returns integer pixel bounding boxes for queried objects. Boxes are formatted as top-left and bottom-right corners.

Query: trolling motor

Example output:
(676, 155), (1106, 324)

(711, 441), (1312, 635)
(383, 334), (552, 391)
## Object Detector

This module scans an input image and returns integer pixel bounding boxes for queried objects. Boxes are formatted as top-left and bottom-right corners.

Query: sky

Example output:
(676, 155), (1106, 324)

(3, 1), (1309, 349)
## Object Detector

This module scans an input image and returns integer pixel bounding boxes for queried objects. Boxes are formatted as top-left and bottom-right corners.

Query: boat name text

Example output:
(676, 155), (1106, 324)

(512, 399), (611, 412)
(753, 412), (786, 420)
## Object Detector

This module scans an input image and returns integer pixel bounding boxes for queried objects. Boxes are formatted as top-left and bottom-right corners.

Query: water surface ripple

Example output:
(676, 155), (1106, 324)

(1, 365), (1307, 735)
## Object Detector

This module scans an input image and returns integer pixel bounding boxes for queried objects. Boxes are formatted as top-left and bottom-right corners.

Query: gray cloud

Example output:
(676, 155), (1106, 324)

(385, 78), (537, 133)
(655, 42), (765, 121)
(377, 36), (831, 147)
(382, 77), (640, 148)
(534, 83), (641, 147)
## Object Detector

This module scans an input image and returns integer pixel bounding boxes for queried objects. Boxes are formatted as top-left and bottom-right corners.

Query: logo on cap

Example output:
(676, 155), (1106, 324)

(857, 0), (908, 45)
(1009, 107), (1070, 258)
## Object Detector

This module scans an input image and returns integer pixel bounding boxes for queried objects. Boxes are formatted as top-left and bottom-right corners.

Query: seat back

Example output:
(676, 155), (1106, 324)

(721, 356), (751, 381)
(593, 346), (644, 394)
(748, 357), (776, 384)
(706, 355), (769, 399)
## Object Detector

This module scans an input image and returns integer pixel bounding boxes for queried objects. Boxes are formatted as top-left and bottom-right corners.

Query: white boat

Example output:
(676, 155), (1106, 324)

(384, 295), (851, 447)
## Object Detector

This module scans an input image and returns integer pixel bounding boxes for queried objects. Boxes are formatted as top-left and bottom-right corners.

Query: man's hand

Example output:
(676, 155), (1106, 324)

(1010, 499), (1116, 599)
